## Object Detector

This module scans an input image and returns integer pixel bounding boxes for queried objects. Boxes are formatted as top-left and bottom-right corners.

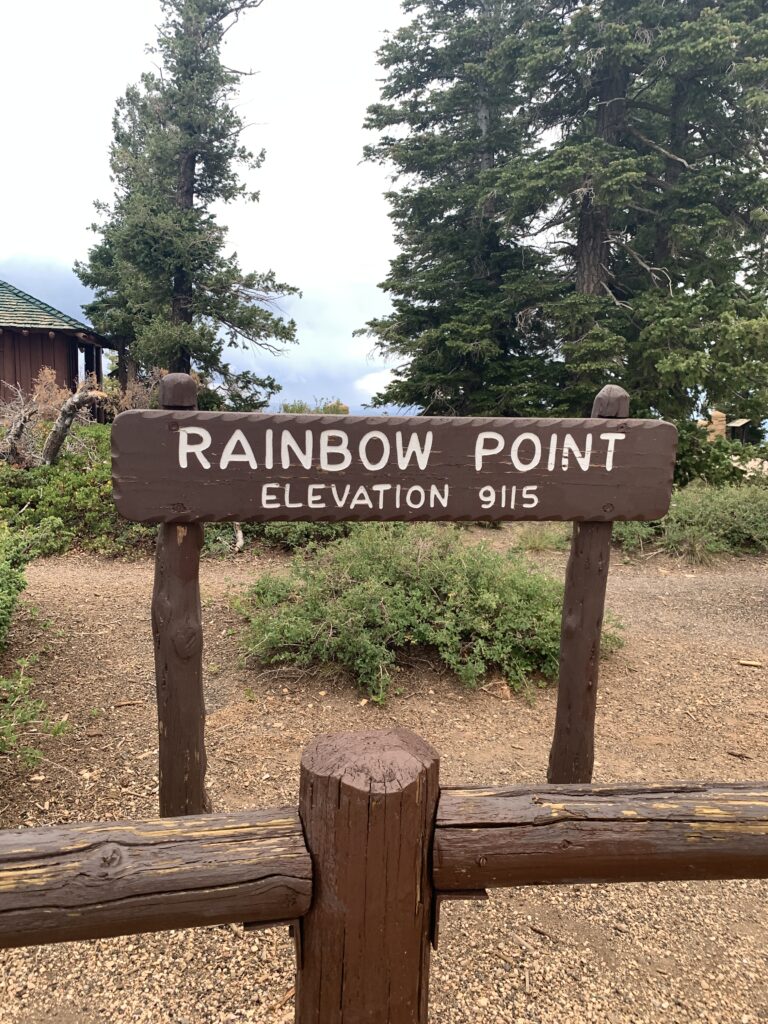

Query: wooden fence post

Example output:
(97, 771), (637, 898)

(547, 384), (630, 784)
(152, 372), (210, 816)
(296, 729), (439, 1024)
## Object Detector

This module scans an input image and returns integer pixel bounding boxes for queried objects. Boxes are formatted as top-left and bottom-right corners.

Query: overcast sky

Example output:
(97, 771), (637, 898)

(1, 0), (407, 410)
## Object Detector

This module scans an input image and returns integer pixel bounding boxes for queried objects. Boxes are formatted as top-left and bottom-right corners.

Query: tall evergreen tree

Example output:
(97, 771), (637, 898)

(76, 0), (295, 407)
(360, 0), (562, 416)
(511, 0), (768, 418)
(368, 0), (768, 423)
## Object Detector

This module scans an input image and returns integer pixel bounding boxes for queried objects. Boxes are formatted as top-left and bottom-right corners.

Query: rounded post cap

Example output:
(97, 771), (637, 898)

(592, 384), (630, 418)
(159, 373), (198, 409)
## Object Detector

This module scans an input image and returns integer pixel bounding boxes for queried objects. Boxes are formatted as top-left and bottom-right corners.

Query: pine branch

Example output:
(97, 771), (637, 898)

(627, 124), (693, 170)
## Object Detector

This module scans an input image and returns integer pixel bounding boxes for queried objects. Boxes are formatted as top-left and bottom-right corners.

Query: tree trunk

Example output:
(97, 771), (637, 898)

(170, 150), (196, 374)
(654, 80), (686, 270)
(575, 64), (628, 297)
(41, 387), (103, 466)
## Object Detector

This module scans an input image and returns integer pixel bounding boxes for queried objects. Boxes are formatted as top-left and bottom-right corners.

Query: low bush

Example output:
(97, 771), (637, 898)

(240, 524), (620, 700)
(613, 484), (768, 561)
(0, 424), (155, 558)
(0, 526), (26, 649)
(673, 421), (768, 487)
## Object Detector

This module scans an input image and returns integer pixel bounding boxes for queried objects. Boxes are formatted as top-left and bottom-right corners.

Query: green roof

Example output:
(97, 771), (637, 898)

(0, 279), (97, 335)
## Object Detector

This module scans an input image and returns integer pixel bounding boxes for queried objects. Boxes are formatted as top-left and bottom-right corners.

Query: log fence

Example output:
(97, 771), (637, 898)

(2, 374), (766, 1021)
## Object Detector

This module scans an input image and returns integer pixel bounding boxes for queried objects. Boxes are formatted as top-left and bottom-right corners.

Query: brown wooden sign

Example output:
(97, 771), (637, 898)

(112, 410), (677, 524)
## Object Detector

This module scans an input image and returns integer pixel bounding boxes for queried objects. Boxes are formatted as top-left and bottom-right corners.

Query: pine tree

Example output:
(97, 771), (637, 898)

(368, 0), (768, 424)
(360, 0), (562, 416)
(76, 0), (296, 407)
(508, 0), (768, 418)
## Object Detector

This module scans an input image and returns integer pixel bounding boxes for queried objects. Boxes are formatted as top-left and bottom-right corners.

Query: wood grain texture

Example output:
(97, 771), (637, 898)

(112, 409), (677, 524)
(0, 809), (311, 949)
(153, 522), (210, 816)
(152, 374), (209, 817)
(434, 782), (768, 890)
(296, 729), (440, 1024)
(547, 385), (630, 784)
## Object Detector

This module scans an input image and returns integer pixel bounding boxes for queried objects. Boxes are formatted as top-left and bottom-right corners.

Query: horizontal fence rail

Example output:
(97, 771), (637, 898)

(433, 782), (768, 890)
(0, 808), (312, 949)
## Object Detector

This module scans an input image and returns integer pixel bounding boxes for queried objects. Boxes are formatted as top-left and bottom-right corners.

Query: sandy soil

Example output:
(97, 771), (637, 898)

(0, 531), (767, 1023)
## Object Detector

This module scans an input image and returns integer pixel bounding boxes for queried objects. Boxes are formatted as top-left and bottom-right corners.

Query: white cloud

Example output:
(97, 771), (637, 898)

(1, 0), (408, 407)
(354, 369), (394, 402)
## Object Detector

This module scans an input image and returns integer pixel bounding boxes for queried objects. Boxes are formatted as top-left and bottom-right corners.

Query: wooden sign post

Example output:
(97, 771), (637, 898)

(547, 385), (630, 784)
(112, 376), (677, 816)
(151, 374), (210, 816)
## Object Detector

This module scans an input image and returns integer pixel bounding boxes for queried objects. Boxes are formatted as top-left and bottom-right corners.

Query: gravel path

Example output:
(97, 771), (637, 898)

(0, 534), (767, 1023)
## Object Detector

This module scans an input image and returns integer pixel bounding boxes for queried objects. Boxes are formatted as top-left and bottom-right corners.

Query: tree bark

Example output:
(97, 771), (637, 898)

(41, 386), (104, 466)
(170, 150), (196, 374)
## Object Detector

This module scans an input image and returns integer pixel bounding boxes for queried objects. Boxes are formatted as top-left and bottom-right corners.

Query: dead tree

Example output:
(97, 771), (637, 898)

(40, 379), (106, 467)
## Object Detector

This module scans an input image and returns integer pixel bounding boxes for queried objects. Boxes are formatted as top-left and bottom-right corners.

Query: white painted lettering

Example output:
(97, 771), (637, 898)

(261, 483), (280, 509)
(547, 434), (558, 471)
(307, 484), (326, 509)
(350, 486), (374, 509)
(522, 485), (539, 508)
(479, 485), (495, 510)
(320, 430), (352, 471)
(281, 430), (313, 470)
(510, 432), (542, 472)
(359, 431), (391, 471)
(265, 428), (274, 470)
(283, 484), (303, 509)
(406, 486), (426, 509)
(561, 433), (593, 472)
(219, 429), (257, 470)
(600, 432), (626, 471)
(371, 484), (392, 509)
(430, 484), (449, 509)
(396, 431), (434, 470)
(474, 431), (504, 471)
(331, 484), (351, 506)
(178, 427), (212, 470)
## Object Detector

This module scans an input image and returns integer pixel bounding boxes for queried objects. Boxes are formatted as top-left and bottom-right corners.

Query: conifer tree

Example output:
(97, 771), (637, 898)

(76, 0), (295, 407)
(367, 0), (768, 423)
(361, 0), (562, 416)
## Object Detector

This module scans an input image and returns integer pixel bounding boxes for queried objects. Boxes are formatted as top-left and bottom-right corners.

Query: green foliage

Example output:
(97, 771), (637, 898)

(673, 422), (768, 487)
(513, 523), (571, 552)
(614, 485), (768, 562)
(0, 665), (44, 764)
(0, 660), (66, 766)
(360, 0), (559, 416)
(0, 425), (154, 559)
(240, 524), (614, 700)
(0, 527), (26, 649)
(278, 398), (351, 415)
(75, 0), (297, 398)
(365, 0), (768, 424)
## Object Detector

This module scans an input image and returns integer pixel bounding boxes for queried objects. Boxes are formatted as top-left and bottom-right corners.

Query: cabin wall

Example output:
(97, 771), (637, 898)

(0, 331), (79, 404)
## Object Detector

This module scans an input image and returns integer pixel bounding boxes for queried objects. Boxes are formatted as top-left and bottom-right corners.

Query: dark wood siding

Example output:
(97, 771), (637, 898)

(0, 330), (81, 403)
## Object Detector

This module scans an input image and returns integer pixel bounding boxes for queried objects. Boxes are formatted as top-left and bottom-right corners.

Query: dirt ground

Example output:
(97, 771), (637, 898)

(0, 530), (767, 1024)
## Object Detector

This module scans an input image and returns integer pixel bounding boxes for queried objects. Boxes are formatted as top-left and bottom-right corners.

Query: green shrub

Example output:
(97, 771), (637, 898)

(202, 520), (355, 556)
(674, 421), (768, 487)
(611, 520), (658, 554)
(240, 524), (619, 700)
(0, 665), (45, 764)
(0, 526), (26, 649)
(0, 424), (155, 558)
(614, 484), (768, 561)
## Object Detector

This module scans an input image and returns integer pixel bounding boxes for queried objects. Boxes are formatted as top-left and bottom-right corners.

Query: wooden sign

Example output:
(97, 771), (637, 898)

(112, 410), (677, 524)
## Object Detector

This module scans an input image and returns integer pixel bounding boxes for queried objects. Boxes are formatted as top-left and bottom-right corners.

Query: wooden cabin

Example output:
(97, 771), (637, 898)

(0, 279), (108, 404)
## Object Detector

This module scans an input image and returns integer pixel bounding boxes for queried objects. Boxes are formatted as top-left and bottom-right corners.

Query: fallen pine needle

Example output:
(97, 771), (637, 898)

(270, 986), (295, 1012)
